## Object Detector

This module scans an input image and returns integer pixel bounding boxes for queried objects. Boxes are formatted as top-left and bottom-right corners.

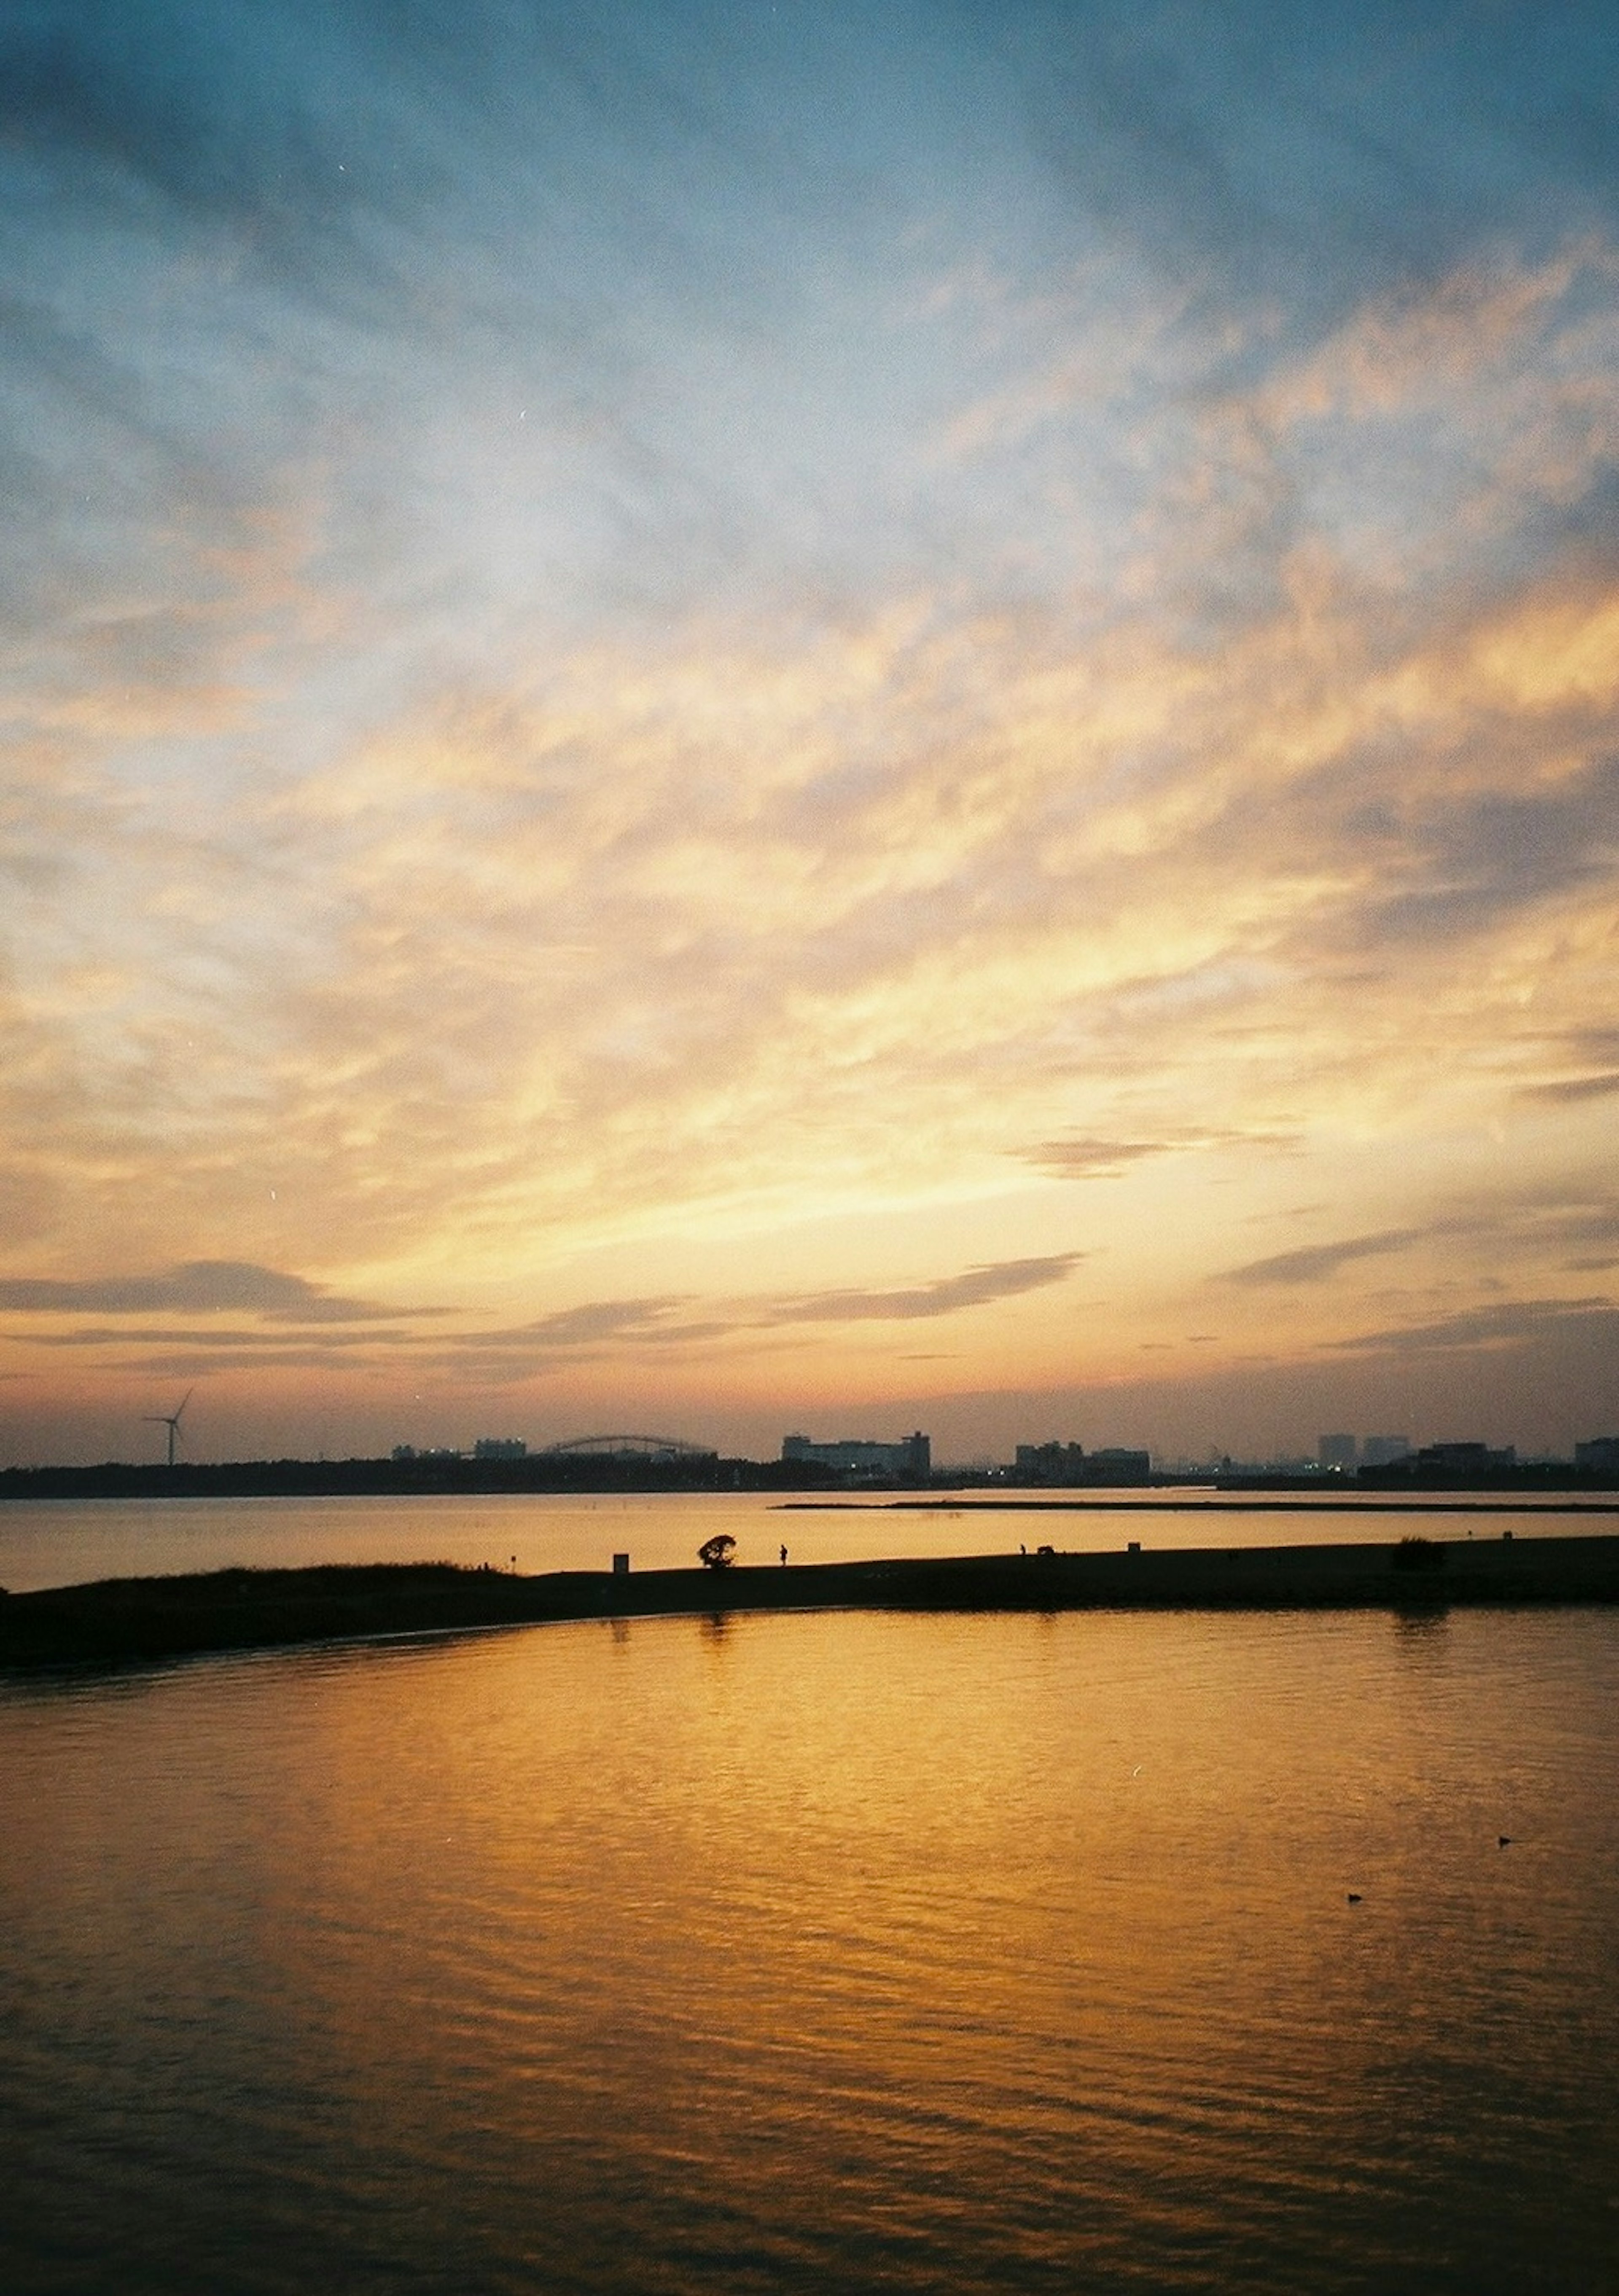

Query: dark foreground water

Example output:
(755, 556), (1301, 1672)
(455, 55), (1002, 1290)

(3, 1592), (1616, 2293)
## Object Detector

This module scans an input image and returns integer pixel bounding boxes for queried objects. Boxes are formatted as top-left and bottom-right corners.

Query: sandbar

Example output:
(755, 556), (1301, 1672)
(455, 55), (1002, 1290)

(2, 1534), (1617, 1670)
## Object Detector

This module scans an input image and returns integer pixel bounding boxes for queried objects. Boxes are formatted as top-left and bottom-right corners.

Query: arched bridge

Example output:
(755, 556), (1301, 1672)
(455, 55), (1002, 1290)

(539, 1433), (717, 1461)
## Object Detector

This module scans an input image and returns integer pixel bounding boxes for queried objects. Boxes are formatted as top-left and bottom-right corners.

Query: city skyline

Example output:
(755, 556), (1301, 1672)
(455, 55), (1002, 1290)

(4, 3), (1618, 1468)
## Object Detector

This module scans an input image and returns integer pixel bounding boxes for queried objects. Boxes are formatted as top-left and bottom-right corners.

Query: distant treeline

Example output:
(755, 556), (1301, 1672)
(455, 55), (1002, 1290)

(0, 1453), (838, 1503)
(2, 1452), (1615, 1502)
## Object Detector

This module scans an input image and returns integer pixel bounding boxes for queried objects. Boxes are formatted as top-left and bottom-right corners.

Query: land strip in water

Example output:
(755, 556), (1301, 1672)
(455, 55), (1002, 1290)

(3, 1535), (1618, 1670)
(791, 1497), (1619, 1516)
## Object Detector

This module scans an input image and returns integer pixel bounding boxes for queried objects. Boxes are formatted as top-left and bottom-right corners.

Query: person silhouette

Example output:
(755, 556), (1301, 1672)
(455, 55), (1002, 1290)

(780, 1544), (788, 1566)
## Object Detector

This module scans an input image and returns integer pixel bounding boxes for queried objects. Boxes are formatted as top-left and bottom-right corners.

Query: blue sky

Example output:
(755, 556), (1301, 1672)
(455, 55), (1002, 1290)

(3, 2), (1618, 1462)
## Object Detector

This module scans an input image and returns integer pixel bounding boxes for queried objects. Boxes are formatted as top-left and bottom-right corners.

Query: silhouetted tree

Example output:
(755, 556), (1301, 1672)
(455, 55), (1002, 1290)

(1393, 1534), (1445, 1573)
(697, 1532), (737, 1571)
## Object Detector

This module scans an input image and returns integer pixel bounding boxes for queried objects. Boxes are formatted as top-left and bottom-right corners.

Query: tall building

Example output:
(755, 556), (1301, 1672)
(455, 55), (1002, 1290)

(1318, 1433), (1358, 1472)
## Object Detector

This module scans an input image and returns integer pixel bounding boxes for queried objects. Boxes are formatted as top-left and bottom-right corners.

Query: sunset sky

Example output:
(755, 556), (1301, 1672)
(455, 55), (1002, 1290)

(4, 1), (1617, 1466)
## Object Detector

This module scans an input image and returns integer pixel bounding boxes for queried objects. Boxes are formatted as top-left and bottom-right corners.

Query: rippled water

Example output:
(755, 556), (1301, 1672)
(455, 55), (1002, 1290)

(3, 1593), (1616, 2293)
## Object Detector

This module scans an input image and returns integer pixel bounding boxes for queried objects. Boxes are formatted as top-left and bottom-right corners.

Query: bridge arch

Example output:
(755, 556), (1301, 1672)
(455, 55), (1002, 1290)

(540, 1433), (716, 1461)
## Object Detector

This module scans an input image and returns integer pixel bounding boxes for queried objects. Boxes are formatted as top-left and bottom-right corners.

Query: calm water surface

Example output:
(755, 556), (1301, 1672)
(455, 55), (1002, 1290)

(1, 1486), (1613, 1594)
(2, 1576), (1616, 2293)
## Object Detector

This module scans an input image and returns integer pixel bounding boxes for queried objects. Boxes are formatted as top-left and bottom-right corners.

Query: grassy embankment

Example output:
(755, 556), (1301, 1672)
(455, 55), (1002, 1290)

(3, 1535), (1618, 1670)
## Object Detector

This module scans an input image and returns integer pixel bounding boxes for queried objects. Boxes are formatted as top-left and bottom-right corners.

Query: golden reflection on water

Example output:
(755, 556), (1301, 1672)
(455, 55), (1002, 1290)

(3, 1606), (1617, 2293)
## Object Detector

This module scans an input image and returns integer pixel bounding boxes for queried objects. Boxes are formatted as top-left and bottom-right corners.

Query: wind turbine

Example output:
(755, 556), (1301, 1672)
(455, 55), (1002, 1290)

(143, 1388), (193, 1467)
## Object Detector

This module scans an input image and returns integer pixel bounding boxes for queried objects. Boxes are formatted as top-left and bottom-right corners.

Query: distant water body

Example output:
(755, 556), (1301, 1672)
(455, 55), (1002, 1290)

(2, 1498), (1616, 2293)
(1, 1485), (1615, 1595)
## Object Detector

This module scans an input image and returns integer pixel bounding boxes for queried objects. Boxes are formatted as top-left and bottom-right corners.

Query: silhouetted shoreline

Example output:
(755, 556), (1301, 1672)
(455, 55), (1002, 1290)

(0, 1455), (825, 1503)
(4, 1459), (1615, 1504)
(3, 1536), (1617, 1671)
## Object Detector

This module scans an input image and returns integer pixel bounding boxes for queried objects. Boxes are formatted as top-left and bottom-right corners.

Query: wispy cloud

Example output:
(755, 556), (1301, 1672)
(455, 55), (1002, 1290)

(764, 1254), (1085, 1325)
(435, 1256), (1088, 1361)
(1019, 1139), (1170, 1179)
(1021, 1130), (1300, 1178)
(1328, 1297), (1617, 1354)
(1218, 1231), (1429, 1286)
(0, 1262), (441, 1323)
(1218, 1193), (1619, 1290)
(1518, 1071), (1619, 1105)
(457, 1299), (691, 1351)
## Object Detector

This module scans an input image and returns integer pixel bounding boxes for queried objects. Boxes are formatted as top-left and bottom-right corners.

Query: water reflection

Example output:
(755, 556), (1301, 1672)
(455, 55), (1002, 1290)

(1392, 1606), (1452, 1649)
(1, 1606), (1616, 2293)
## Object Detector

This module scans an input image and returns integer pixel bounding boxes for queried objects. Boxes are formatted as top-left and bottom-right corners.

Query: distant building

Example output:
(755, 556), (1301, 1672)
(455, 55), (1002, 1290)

(1359, 1440), (1517, 1483)
(781, 1431), (930, 1483)
(1419, 1441), (1515, 1472)
(1575, 1437), (1619, 1475)
(1014, 1441), (1150, 1486)
(1361, 1434), (1411, 1467)
(473, 1437), (527, 1460)
(1016, 1441), (1089, 1485)
(1089, 1447), (1152, 1484)
(1318, 1432), (1358, 1473)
